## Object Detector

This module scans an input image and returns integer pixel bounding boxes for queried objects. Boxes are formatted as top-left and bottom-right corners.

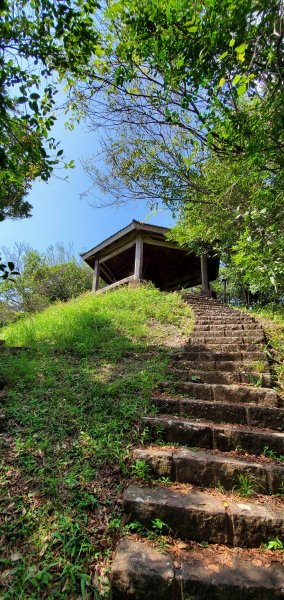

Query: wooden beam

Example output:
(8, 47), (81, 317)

(200, 254), (209, 290)
(100, 262), (116, 284)
(95, 275), (134, 294)
(92, 259), (100, 292)
(134, 235), (143, 280)
(143, 237), (186, 251)
(100, 240), (135, 264)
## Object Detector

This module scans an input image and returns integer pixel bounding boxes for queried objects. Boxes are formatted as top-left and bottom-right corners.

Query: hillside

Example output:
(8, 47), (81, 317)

(0, 285), (193, 599)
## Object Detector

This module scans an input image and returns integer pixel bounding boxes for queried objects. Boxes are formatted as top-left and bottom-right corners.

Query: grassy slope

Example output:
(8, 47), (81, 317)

(248, 306), (284, 404)
(0, 285), (193, 599)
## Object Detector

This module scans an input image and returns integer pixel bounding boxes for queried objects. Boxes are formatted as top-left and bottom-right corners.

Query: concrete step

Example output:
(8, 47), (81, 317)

(111, 537), (284, 599)
(123, 484), (284, 547)
(171, 359), (270, 372)
(133, 447), (284, 494)
(169, 368), (272, 386)
(193, 323), (262, 332)
(143, 416), (284, 455)
(189, 333), (264, 344)
(172, 350), (268, 362)
(188, 342), (264, 352)
(161, 381), (278, 407)
(152, 396), (284, 430)
(193, 310), (256, 323)
(192, 315), (257, 323)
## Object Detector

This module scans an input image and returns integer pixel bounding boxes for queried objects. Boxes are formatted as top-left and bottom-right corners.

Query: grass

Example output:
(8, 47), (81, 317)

(236, 304), (284, 404)
(0, 285), (193, 599)
(249, 305), (284, 404)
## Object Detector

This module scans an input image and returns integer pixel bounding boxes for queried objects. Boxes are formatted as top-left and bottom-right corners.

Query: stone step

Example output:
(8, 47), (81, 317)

(111, 538), (284, 599)
(192, 315), (256, 322)
(189, 336), (263, 352)
(133, 447), (284, 494)
(184, 295), (223, 301)
(169, 368), (272, 386)
(172, 350), (268, 362)
(189, 333), (264, 343)
(161, 381), (278, 406)
(172, 359), (270, 372)
(188, 342), (264, 352)
(143, 416), (284, 455)
(123, 484), (284, 547)
(193, 323), (262, 332)
(152, 396), (284, 430)
(193, 310), (256, 323)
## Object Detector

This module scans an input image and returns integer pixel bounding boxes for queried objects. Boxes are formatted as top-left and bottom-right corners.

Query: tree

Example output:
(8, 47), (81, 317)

(77, 0), (284, 298)
(168, 153), (284, 297)
(0, 244), (92, 320)
(77, 0), (283, 173)
(0, 0), (100, 219)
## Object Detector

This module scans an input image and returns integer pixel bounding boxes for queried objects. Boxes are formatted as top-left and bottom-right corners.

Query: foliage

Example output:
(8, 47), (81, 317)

(168, 151), (284, 297)
(77, 0), (284, 178)
(0, 286), (193, 598)
(263, 446), (284, 462)
(232, 473), (257, 497)
(0, 257), (19, 281)
(0, 0), (100, 218)
(131, 459), (152, 481)
(94, 0), (283, 170)
(264, 539), (284, 552)
(0, 244), (92, 321)
(249, 307), (284, 404)
(78, 0), (284, 298)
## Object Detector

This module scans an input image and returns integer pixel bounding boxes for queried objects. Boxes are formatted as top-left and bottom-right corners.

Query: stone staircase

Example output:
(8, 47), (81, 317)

(111, 294), (284, 599)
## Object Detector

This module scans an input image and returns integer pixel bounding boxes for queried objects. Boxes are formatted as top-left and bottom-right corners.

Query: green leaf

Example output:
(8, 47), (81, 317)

(187, 26), (198, 33)
(232, 74), (242, 85)
(237, 53), (245, 62)
(237, 83), (247, 95)
(229, 39), (235, 47)
(218, 77), (226, 87)
(219, 51), (228, 60)
(235, 43), (247, 54)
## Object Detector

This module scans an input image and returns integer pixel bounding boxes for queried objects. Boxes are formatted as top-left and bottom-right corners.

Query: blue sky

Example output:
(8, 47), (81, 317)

(1, 115), (173, 259)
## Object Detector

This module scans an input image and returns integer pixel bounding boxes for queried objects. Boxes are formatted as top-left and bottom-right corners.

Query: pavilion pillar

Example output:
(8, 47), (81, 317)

(200, 254), (209, 291)
(92, 259), (100, 292)
(134, 235), (143, 280)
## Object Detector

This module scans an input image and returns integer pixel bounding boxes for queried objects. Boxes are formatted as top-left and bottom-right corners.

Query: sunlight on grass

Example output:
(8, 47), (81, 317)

(250, 305), (284, 404)
(1, 284), (193, 354)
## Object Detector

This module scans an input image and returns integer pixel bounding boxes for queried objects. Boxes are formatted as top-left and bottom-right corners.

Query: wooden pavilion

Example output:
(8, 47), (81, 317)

(81, 221), (219, 293)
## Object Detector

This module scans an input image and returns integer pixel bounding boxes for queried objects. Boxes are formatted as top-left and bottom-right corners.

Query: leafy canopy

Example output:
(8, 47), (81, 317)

(0, 0), (100, 219)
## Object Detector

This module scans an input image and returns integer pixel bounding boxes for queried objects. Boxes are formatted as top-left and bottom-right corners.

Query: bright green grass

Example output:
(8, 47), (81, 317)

(1, 284), (192, 354)
(249, 305), (284, 404)
(0, 285), (193, 599)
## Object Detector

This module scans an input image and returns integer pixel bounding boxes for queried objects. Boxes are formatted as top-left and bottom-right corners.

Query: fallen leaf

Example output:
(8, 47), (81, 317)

(177, 541), (188, 550)
(10, 552), (21, 562)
